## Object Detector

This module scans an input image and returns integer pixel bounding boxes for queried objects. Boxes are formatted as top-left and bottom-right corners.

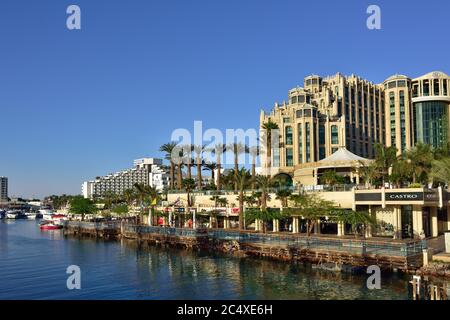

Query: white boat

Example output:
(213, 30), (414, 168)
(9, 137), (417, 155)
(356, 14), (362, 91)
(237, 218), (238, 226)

(6, 210), (27, 219)
(25, 212), (40, 220)
(39, 209), (55, 221)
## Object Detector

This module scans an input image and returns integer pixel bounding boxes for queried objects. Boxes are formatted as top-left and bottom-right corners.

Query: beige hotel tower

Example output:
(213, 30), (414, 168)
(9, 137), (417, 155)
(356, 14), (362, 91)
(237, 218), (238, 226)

(260, 71), (450, 185)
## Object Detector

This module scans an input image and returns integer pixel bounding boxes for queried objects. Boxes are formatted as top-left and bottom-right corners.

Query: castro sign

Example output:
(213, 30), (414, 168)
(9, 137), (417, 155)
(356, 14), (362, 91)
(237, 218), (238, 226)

(385, 192), (423, 201)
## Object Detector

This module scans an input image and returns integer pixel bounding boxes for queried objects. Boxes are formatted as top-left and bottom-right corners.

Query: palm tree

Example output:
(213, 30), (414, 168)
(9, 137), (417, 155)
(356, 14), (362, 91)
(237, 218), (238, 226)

(320, 170), (341, 186)
(358, 161), (379, 188)
(172, 145), (186, 190)
(234, 168), (252, 230)
(160, 142), (177, 190)
(182, 178), (196, 207)
(275, 189), (291, 208)
(193, 145), (205, 190)
(374, 143), (397, 186)
(431, 158), (450, 186)
(255, 175), (273, 211)
(203, 162), (217, 185)
(182, 144), (193, 180)
(406, 143), (433, 184)
(249, 145), (260, 189)
(261, 119), (279, 173)
(227, 142), (249, 191)
(133, 183), (159, 224)
(212, 143), (226, 191)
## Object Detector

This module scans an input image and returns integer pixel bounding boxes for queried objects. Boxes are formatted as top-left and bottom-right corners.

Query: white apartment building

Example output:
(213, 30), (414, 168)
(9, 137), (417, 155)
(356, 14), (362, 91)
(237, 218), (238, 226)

(82, 158), (169, 199)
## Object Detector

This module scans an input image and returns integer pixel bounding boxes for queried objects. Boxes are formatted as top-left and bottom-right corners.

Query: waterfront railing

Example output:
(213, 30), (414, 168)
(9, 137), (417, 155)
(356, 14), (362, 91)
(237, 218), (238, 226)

(63, 221), (425, 258)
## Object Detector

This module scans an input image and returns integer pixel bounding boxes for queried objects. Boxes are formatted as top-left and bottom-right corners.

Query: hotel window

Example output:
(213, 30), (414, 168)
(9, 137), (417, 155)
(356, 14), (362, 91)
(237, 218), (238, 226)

(283, 117), (291, 123)
(285, 148), (293, 167)
(298, 123), (303, 163)
(296, 110), (303, 118)
(397, 80), (406, 87)
(412, 84), (418, 98)
(423, 80), (430, 96)
(306, 95), (311, 104)
(298, 95), (305, 103)
(331, 125), (339, 144)
(319, 146), (325, 160)
(337, 100), (342, 116)
(390, 92), (396, 147)
(388, 81), (396, 89)
(444, 80), (448, 95)
(273, 147), (280, 168)
(305, 123), (311, 162)
(434, 79), (440, 95)
(285, 126), (293, 145)
(319, 125), (325, 144)
(304, 109), (311, 117)
(291, 96), (298, 104)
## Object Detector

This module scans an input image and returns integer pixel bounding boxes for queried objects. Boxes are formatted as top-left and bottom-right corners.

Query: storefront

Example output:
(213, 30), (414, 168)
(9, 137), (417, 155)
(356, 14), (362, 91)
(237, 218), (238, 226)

(354, 188), (450, 239)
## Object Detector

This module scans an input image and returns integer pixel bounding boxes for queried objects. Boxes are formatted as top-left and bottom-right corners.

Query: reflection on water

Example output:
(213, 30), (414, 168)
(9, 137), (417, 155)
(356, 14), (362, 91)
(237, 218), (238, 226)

(0, 220), (438, 300)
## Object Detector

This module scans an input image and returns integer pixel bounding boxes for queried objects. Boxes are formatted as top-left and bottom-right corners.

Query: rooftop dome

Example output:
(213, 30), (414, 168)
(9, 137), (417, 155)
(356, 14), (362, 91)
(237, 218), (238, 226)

(384, 74), (410, 82)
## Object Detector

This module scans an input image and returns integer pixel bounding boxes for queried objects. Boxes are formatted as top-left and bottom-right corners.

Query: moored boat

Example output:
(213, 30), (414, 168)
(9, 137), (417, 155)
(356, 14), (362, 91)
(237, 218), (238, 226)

(39, 221), (63, 230)
(6, 210), (27, 219)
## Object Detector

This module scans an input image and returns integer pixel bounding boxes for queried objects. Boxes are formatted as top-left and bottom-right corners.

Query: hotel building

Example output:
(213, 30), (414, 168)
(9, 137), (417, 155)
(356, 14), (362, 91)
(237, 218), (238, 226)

(257, 71), (450, 239)
(260, 71), (450, 182)
(82, 158), (169, 199)
(0, 177), (8, 203)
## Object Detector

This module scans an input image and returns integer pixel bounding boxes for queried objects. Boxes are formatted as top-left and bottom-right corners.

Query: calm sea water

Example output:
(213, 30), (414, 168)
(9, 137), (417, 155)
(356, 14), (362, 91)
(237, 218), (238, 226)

(0, 220), (412, 300)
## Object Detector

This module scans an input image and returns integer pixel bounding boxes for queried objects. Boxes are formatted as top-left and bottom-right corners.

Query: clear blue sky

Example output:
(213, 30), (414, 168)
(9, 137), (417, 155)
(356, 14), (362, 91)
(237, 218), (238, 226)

(1, 0), (449, 198)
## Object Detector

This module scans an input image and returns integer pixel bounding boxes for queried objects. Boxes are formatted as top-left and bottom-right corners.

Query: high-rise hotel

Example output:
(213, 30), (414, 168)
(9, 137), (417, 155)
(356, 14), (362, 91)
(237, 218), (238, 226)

(0, 177), (8, 203)
(260, 71), (450, 185)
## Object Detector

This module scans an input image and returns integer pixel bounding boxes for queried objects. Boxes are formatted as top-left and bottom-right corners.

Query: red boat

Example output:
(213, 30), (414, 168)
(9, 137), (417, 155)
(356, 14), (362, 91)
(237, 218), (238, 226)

(39, 221), (63, 230)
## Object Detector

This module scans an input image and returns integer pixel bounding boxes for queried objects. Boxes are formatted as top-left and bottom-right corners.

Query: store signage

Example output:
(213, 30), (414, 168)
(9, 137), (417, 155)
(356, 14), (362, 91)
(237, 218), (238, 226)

(355, 193), (382, 201)
(174, 207), (185, 213)
(385, 192), (423, 201)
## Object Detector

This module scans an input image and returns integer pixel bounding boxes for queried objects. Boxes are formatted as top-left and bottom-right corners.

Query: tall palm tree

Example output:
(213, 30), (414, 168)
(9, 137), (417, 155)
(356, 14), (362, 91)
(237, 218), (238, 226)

(249, 145), (260, 189)
(122, 188), (136, 215)
(159, 142), (177, 190)
(212, 143), (226, 191)
(406, 143), (433, 184)
(182, 144), (193, 180)
(255, 175), (272, 211)
(203, 162), (217, 185)
(172, 144), (186, 190)
(374, 143), (397, 186)
(234, 168), (252, 230)
(261, 119), (279, 174)
(193, 145), (205, 190)
(182, 178), (196, 207)
(227, 142), (249, 191)
(431, 158), (450, 186)
(133, 183), (159, 224)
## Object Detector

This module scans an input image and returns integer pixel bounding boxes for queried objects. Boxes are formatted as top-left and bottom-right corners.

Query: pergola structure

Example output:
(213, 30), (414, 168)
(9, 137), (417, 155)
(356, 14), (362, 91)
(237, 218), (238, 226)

(293, 147), (373, 186)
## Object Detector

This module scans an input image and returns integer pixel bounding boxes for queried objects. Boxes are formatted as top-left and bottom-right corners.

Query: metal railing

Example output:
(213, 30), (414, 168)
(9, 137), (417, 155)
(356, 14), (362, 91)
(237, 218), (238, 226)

(64, 221), (425, 257)
(207, 229), (425, 257)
